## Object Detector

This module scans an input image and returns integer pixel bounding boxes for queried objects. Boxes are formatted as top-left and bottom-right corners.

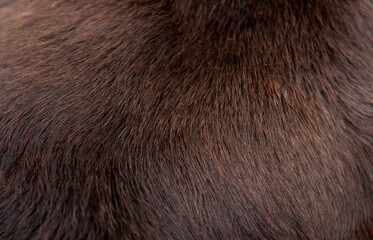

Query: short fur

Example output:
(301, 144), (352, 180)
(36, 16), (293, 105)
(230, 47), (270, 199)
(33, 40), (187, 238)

(0, 0), (372, 239)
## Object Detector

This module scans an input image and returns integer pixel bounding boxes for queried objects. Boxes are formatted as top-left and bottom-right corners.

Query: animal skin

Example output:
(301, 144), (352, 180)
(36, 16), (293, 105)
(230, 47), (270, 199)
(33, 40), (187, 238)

(0, 0), (372, 239)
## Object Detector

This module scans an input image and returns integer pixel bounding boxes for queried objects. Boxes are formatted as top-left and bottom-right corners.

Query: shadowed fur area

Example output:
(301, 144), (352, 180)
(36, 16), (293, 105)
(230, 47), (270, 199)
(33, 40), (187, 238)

(0, 0), (372, 239)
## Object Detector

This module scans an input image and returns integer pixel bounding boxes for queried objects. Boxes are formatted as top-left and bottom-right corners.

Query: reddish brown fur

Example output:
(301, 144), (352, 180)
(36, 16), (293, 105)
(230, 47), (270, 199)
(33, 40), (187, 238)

(0, 0), (372, 239)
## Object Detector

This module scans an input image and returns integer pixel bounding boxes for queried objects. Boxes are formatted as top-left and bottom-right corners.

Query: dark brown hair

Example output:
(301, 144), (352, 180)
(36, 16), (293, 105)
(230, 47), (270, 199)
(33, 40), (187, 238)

(1, 0), (372, 239)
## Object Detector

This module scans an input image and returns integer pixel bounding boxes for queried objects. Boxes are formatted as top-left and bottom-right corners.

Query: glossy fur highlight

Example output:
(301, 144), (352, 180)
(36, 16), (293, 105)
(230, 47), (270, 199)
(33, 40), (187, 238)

(0, 0), (372, 239)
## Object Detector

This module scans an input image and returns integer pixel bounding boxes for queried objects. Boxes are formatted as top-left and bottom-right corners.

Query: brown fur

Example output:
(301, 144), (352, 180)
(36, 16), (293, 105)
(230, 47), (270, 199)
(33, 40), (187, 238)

(0, 0), (372, 239)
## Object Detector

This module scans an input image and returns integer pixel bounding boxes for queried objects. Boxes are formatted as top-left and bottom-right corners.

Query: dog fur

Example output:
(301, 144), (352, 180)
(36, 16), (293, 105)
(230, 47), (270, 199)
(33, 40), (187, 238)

(0, 0), (372, 239)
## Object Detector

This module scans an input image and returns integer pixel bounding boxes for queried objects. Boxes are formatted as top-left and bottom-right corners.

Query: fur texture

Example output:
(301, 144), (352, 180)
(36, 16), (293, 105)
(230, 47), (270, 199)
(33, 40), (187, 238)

(0, 0), (372, 239)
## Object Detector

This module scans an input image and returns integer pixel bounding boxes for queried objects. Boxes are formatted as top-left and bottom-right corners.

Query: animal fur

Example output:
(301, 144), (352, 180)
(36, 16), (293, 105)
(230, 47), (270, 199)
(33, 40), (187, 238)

(0, 0), (372, 239)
